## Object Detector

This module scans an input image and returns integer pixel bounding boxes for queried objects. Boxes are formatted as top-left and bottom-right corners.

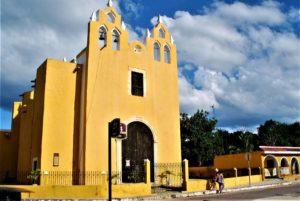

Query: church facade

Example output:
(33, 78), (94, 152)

(5, 2), (182, 185)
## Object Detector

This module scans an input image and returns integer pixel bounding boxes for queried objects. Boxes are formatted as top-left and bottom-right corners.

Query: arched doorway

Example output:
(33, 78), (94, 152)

(264, 155), (278, 178)
(291, 158), (299, 175)
(122, 121), (154, 182)
(280, 158), (289, 176)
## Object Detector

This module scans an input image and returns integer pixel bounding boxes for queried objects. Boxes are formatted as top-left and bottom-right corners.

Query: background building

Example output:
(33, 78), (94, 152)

(213, 146), (300, 179)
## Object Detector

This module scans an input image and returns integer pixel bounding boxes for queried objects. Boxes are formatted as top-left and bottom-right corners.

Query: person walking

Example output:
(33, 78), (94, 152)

(216, 171), (224, 193)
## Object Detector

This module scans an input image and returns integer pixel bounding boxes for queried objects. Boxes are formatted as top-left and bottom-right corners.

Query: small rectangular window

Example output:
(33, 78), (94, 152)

(53, 153), (59, 167)
(131, 72), (144, 96)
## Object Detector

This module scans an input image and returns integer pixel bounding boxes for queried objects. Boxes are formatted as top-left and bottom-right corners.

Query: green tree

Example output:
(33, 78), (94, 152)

(258, 119), (281, 146)
(216, 129), (259, 155)
(288, 122), (300, 146)
(258, 119), (300, 146)
(180, 110), (222, 166)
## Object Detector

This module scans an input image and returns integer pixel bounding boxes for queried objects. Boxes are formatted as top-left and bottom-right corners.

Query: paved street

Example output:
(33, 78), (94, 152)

(159, 182), (300, 201)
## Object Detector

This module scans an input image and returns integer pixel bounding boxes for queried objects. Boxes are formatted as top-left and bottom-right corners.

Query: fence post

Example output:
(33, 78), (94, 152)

(144, 159), (151, 184)
(234, 168), (237, 177)
(248, 167), (252, 186)
(258, 167), (263, 181)
(233, 168), (237, 186)
(182, 159), (189, 191)
(40, 171), (49, 185)
(40, 171), (44, 186)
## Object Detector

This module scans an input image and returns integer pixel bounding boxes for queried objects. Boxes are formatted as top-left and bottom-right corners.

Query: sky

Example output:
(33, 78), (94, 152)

(1, 0), (300, 133)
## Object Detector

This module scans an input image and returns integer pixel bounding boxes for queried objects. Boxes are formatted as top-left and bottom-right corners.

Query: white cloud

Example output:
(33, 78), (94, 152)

(2, 0), (111, 83)
(125, 23), (144, 42)
(218, 125), (259, 134)
(122, 0), (144, 19)
(162, 1), (300, 128)
(1, 0), (121, 107)
(288, 7), (300, 22)
(1, 0), (299, 131)
(178, 73), (218, 114)
(157, 11), (248, 72)
(213, 1), (285, 26)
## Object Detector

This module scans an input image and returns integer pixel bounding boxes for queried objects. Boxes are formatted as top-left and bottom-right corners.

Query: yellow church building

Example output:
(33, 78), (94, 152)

(3, 1), (182, 185)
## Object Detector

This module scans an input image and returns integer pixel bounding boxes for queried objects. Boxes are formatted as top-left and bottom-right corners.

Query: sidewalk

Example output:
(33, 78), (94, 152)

(116, 179), (298, 201)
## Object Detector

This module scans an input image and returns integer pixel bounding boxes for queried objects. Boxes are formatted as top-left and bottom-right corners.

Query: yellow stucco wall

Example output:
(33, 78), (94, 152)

(83, 7), (181, 173)
(213, 152), (300, 179)
(185, 179), (207, 192)
(214, 151), (263, 169)
(0, 129), (18, 181)
(7, 5), (181, 186)
(30, 61), (47, 172)
(184, 175), (262, 192)
(0, 102), (21, 181)
(17, 91), (35, 182)
(224, 175), (262, 188)
(40, 59), (79, 172)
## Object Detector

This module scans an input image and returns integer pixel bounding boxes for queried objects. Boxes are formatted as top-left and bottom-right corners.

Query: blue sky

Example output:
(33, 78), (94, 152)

(1, 0), (300, 132)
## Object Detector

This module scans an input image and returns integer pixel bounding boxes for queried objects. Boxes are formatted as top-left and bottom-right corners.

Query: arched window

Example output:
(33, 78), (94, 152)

(112, 29), (120, 51)
(291, 158), (299, 174)
(107, 12), (115, 23)
(153, 42), (160, 61)
(280, 158), (289, 175)
(164, 45), (171, 64)
(159, 28), (165, 38)
(264, 155), (278, 178)
(98, 26), (107, 48)
(281, 158), (289, 167)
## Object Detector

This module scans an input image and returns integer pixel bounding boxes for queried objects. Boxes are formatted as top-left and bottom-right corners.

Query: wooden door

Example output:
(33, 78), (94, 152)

(122, 122), (154, 182)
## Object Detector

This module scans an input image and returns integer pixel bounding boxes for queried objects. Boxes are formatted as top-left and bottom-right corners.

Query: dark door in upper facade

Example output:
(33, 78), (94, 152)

(122, 121), (154, 182)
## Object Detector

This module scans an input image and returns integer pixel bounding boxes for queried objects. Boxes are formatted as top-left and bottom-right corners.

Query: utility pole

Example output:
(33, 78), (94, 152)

(246, 152), (252, 186)
(108, 128), (112, 201)
(108, 119), (127, 201)
(211, 105), (216, 119)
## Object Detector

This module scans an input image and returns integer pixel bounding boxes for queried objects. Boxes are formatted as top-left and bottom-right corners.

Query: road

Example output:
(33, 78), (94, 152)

(161, 182), (300, 201)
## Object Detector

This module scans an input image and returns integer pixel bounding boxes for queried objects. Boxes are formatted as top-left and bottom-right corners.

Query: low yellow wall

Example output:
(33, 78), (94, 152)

(185, 179), (207, 192)
(282, 174), (300, 181)
(0, 183), (151, 199)
(224, 175), (262, 188)
(185, 175), (262, 192)
(113, 183), (151, 198)
(214, 152), (263, 170)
